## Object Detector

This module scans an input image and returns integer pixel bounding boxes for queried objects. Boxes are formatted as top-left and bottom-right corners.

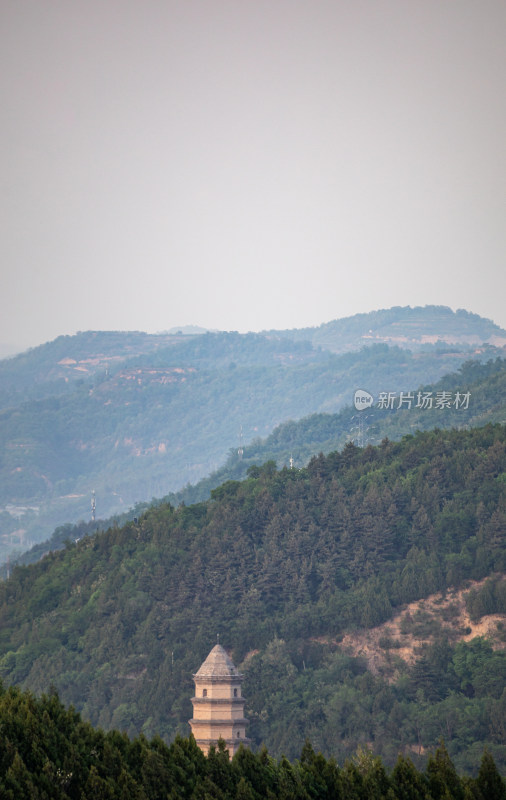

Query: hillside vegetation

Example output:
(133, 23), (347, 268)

(160, 357), (506, 509)
(336, 577), (506, 675)
(3, 338), (498, 560)
(7, 356), (505, 575)
(1, 685), (504, 800)
(0, 424), (504, 772)
(277, 305), (506, 352)
(2, 307), (502, 407)
(1, 305), (504, 558)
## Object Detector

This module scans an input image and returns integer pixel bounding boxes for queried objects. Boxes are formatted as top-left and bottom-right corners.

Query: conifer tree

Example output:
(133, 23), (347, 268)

(476, 749), (506, 800)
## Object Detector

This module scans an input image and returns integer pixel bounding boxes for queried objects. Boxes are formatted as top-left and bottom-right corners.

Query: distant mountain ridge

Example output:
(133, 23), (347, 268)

(0, 307), (503, 406)
(2, 305), (505, 388)
(0, 305), (504, 562)
(8, 356), (506, 575)
(274, 305), (506, 353)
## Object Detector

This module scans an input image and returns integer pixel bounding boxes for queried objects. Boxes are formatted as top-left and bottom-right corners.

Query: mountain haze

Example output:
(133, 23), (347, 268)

(0, 306), (504, 562)
(7, 355), (505, 576)
(277, 306), (506, 353)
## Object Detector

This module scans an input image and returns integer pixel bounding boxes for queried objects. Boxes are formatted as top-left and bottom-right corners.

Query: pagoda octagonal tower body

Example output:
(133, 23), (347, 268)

(189, 644), (250, 756)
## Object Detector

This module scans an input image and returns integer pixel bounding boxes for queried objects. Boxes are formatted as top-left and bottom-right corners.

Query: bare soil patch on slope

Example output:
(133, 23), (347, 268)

(331, 577), (506, 678)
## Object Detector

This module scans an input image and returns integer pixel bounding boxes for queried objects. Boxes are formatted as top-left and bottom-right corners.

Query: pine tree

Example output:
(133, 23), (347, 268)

(476, 749), (506, 800)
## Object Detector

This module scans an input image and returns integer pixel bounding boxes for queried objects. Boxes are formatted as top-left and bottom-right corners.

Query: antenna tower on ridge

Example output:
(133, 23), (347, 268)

(238, 425), (244, 459)
(350, 414), (375, 448)
(91, 490), (96, 522)
(356, 416), (365, 448)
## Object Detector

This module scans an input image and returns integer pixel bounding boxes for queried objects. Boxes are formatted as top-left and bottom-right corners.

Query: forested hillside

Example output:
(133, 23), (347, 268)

(0, 330), (317, 410)
(8, 356), (505, 574)
(160, 357), (506, 508)
(1, 307), (502, 408)
(1, 685), (504, 800)
(0, 424), (504, 772)
(276, 306), (506, 353)
(2, 330), (494, 560)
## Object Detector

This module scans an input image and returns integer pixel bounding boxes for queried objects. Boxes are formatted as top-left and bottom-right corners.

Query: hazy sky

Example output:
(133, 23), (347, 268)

(2, 0), (506, 352)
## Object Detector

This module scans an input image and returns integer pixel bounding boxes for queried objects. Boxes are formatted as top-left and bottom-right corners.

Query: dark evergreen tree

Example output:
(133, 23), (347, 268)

(475, 750), (506, 800)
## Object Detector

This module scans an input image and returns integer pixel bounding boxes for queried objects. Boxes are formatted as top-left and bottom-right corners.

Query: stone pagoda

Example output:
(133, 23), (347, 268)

(189, 644), (250, 756)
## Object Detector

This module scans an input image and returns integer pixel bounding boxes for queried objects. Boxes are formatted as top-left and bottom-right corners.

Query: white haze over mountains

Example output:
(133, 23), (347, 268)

(1, 0), (506, 354)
